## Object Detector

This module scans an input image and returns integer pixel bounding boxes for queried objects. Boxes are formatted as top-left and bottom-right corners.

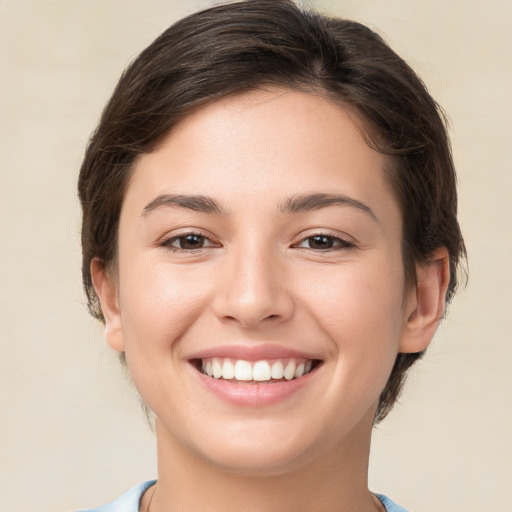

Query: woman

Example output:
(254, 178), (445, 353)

(77, 1), (465, 511)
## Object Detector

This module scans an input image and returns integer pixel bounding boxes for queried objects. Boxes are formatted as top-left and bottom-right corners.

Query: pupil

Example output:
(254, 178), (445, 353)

(310, 235), (332, 249)
(181, 234), (203, 249)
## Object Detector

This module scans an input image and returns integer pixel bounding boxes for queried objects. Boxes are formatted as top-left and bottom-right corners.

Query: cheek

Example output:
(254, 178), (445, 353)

(296, 256), (406, 390)
(116, 259), (215, 414)
(301, 259), (405, 336)
(118, 258), (213, 354)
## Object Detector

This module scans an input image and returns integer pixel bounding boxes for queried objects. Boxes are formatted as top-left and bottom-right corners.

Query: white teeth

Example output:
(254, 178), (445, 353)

(201, 357), (315, 382)
(212, 358), (223, 378)
(253, 360), (271, 381)
(222, 360), (235, 380)
(234, 360), (253, 381)
(271, 361), (284, 379)
(284, 361), (296, 380)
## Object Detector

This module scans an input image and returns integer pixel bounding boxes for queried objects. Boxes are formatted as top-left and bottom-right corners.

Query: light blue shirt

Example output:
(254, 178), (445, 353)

(375, 493), (410, 512)
(76, 481), (156, 512)
(77, 480), (409, 512)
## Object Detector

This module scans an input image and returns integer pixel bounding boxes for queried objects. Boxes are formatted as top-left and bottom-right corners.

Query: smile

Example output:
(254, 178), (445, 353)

(188, 345), (323, 406)
(198, 357), (317, 382)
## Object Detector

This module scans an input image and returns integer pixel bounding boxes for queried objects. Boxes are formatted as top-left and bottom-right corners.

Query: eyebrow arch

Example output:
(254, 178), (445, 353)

(142, 192), (376, 221)
(142, 194), (227, 217)
(279, 193), (377, 221)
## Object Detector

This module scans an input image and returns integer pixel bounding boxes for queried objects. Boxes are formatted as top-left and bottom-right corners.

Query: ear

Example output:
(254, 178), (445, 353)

(90, 257), (125, 353)
(399, 247), (450, 353)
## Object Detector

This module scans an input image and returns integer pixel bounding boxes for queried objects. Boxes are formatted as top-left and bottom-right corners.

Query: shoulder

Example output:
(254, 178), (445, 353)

(375, 493), (410, 512)
(75, 480), (157, 512)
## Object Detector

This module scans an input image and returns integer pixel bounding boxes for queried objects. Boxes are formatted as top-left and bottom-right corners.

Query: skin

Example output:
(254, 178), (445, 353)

(92, 88), (449, 512)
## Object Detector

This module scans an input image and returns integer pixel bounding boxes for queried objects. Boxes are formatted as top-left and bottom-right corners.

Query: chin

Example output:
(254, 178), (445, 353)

(155, 413), (317, 476)
(183, 414), (347, 477)
(200, 440), (314, 477)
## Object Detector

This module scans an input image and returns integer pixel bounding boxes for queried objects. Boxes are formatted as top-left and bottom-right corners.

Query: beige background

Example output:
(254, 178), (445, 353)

(1, 1), (511, 511)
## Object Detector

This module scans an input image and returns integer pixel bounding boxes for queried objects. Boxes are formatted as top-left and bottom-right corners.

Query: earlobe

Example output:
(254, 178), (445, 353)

(90, 258), (125, 353)
(399, 247), (450, 354)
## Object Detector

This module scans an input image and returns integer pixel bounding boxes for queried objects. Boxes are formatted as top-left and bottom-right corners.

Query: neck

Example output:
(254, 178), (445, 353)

(148, 409), (381, 512)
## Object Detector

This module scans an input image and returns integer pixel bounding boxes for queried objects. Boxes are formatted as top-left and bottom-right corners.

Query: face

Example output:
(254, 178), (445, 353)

(94, 88), (435, 475)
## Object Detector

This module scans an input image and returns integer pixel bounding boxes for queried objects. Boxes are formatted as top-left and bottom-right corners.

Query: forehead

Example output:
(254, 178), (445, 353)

(124, 88), (400, 231)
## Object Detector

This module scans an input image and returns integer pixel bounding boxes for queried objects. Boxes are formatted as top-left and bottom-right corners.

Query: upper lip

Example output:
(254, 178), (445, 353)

(187, 344), (322, 362)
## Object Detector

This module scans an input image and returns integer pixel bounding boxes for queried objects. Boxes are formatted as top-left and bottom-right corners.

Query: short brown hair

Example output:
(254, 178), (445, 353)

(78, 0), (466, 421)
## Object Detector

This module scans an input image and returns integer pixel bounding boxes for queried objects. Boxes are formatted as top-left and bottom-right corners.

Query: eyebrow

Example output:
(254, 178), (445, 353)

(142, 192), (376, 221)
(142, 194), (228, 217)
(279, 193), (377, 221)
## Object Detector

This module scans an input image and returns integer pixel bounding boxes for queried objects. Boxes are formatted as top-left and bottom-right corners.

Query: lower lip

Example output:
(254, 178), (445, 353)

(192, 366), (317, 407)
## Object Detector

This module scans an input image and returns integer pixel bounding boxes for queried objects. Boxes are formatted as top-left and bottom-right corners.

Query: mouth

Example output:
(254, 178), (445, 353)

(191, 357), (322, 383)
(187, 345), (324, 406)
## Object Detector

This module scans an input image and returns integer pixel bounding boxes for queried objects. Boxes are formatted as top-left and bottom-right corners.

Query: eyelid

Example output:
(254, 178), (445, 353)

(158, 228), (221, 251)
(292, 230), (356, 250)
(156, 228), (355, 253)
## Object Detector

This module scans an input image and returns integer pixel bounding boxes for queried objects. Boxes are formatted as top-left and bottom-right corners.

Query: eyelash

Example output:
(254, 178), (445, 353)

(293, 233), (355, 252)
(159, 231), (354, 253)
(159, 232), (217, 252)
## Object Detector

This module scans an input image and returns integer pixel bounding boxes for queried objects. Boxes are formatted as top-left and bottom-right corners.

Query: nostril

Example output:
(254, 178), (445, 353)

(222, 313), (280, 326)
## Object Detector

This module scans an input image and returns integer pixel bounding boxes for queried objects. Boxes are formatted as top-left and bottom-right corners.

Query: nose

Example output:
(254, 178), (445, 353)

(212, 245), (295, 329)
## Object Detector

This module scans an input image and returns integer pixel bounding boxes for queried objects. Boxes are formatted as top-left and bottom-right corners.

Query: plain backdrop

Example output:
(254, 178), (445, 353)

(0, 1), (511, 511)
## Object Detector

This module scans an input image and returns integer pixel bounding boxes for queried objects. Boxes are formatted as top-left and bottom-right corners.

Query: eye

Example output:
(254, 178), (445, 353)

(161, 232), (217, 251)
(295, 234), (353, 251)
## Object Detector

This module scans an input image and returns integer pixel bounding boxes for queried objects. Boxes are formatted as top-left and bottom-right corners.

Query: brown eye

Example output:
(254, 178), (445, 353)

(307, 235), (335, 249)
(162, 232), (217, 251)
(296, 234), (354, 251)
(178, 234), (206, 249)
